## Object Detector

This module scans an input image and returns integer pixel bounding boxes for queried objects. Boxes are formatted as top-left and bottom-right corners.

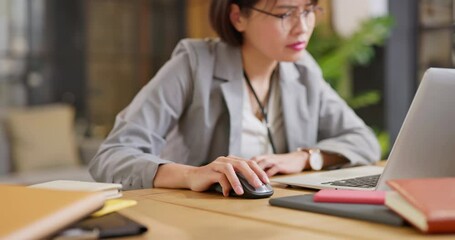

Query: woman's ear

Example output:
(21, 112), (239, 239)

(229, 4), (247, 32)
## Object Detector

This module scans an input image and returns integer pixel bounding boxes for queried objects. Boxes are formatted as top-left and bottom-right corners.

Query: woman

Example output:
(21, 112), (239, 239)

(90, 0), (381, 196)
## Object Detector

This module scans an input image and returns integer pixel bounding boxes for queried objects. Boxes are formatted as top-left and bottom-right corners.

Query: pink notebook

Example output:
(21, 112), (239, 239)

(314, 189), (386, 205)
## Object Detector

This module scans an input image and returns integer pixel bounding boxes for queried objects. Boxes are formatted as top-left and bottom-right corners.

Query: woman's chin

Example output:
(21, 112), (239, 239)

(280, 52), (305, 62)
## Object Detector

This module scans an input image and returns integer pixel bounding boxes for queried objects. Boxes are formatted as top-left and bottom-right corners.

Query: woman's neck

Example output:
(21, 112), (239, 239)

(241, 45), (277, 83)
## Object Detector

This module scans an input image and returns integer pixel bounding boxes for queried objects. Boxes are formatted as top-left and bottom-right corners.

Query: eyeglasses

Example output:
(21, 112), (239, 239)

(246, 6), (318, 31)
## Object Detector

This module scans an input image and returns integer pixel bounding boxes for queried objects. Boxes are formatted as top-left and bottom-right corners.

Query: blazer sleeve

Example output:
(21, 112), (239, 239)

(315, 80), (381, 165)
(302, 53), (381, 165)
(89, 42), (194, 190)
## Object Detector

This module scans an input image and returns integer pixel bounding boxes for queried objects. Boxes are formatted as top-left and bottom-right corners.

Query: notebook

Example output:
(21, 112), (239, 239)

(0, 185), (105, 240)
(30, 180), (122, 200)
(314, 189), (386, 205)
(272, 68), (455, 190)
(269, 193), (405, 226)
(385, 178), (455, 233)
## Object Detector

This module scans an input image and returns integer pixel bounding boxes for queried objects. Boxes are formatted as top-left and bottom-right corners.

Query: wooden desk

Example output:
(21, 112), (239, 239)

(119, 169), (455, 239)
(119, 196), (342, 239)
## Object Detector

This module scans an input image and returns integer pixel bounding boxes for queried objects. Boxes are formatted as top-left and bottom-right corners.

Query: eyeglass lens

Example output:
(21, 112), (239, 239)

(281, 9), (315, 31)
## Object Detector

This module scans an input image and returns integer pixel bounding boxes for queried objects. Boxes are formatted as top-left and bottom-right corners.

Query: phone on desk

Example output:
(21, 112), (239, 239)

(54, 212), (147, 239)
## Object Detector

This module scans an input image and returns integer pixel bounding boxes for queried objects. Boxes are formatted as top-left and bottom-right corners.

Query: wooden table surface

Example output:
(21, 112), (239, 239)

(119, 167), (455, 239)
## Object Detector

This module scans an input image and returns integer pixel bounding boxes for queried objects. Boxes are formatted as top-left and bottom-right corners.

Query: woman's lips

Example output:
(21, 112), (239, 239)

(287, 41), (306, 51)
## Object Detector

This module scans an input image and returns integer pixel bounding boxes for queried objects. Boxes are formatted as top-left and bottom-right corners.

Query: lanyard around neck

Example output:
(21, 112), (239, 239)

(243, 70), (277, 154)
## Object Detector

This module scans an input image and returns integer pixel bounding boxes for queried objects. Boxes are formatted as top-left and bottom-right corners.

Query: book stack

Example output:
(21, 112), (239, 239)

(385, 178), (455, 234)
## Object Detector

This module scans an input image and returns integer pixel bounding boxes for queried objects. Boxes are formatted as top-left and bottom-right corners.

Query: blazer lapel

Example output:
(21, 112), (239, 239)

(279, 62), (310, 152)
(215, 43), (244, 156)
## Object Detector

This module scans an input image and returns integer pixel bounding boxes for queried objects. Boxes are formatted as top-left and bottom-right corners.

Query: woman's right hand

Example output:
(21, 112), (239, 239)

(186, 156), (270, 197)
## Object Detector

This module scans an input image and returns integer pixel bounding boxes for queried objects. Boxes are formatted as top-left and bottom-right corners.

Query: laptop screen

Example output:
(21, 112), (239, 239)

(376, 68), (455, 190)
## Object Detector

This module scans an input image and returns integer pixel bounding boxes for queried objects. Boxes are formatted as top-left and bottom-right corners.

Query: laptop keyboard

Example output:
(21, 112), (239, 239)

(321, 174), (381, 188)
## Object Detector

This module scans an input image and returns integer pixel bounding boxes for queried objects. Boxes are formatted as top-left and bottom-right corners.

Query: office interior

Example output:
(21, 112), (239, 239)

(0, 0), (453, 183)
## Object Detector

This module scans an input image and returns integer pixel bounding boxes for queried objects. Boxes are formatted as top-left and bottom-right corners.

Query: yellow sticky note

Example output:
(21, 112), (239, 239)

(91, 199), (137, 217)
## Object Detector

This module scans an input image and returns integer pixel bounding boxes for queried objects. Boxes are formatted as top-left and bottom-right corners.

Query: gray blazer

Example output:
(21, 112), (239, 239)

(89, 39), (381, 190)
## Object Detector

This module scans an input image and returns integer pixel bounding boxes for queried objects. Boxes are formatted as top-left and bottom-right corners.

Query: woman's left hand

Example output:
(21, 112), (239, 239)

(251, 151), (310, 177)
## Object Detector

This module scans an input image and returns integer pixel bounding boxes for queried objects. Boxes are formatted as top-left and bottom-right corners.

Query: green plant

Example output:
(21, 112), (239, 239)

(307, 16), (394, 158)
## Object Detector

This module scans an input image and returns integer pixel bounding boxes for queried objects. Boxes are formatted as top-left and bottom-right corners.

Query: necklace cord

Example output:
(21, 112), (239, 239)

(243, 70), (277, 154)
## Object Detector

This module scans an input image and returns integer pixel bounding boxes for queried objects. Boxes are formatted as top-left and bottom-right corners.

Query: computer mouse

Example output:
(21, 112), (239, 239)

(211, 173), (274, 199)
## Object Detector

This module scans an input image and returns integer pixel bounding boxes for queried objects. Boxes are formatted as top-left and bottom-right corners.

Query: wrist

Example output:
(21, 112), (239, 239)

(183, 165), (198, 189)
(294, 150), (311, 171)
(297, 148), (323, 171)
(297, 148), (349, 170)
(155, 163), (196, 189)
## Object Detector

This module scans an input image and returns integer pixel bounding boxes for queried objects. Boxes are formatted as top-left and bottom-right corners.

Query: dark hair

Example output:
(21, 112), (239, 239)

(209, 0), (319, 46)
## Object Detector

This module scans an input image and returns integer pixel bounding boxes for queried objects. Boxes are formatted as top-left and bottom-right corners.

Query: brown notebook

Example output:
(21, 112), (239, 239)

(0, 185), (105, 240)
(385, 178), (455, 233)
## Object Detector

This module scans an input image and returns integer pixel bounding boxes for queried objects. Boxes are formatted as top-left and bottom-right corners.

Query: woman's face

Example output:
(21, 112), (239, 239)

(235, 0), (316, 62)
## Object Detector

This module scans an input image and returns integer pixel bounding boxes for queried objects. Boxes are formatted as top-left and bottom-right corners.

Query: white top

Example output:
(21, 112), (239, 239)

(240, 75), (287, 159)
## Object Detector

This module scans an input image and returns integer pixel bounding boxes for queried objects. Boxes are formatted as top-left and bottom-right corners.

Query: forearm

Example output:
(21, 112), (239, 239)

(90, 144), (175, 190)
(321, 151), (349, 169)
(154, 163), (196, 189)
(316, 129), (381, 165)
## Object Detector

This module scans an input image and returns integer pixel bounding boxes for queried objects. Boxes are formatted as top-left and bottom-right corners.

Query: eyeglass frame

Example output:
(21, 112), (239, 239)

(244, 5), (320, 31)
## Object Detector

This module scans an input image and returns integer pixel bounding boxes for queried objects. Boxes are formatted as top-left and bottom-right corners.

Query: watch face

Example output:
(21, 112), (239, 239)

(309, 151), (323, 170)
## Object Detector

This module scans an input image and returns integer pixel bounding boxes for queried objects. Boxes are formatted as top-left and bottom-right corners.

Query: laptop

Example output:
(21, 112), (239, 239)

(272, 68), (455, 190)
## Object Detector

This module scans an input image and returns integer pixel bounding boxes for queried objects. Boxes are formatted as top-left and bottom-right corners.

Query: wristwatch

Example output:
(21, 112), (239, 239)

(298, 148), (324, 171)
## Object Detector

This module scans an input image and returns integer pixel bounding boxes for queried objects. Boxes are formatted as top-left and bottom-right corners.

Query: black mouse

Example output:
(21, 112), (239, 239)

(211, 173), (274, 199)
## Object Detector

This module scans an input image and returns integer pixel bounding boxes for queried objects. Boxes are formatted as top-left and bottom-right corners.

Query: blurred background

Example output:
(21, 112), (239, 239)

(0, 0), (454, 183)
